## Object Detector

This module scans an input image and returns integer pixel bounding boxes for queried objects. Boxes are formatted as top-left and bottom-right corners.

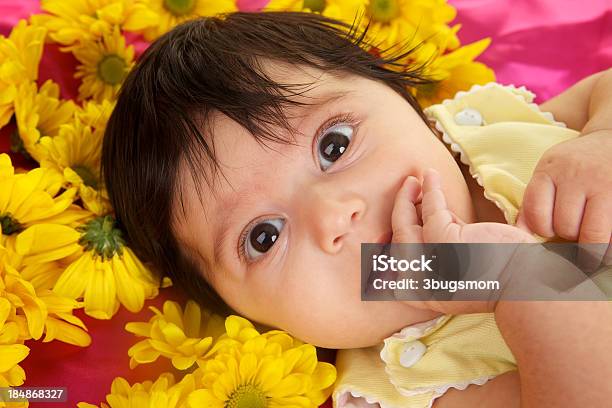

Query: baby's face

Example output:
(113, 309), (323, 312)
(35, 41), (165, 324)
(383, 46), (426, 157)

(173, 62), (475, 348)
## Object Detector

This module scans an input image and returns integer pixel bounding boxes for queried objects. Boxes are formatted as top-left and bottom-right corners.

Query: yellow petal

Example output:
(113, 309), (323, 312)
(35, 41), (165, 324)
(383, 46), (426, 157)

(112, 255), (144, 312)
(123, 6), (159, 31)
(110, 376), (131, 396)
(21, 293), (48, 340)
(183, 300), (201, 338)
(268, 373), (311, 398)
(239, 352), (258, 384)
(43, 317), (91, 347)
(53, 253), (92, 299)
(293, 345), (318, 374)
(162, 301), (184, 330)
(0, 344), (29, 372)
(77, 403), (99, 408)
(187, 389), (222, 408)
(15, 223), (80, 257)
(83, 259), (118, 319)
(257, 357), (284, 392)
(310, 362), (337, 390)
(5, 364), (27, 387)
(159, 321), (186, 347)
(170, 355), (196, 370)
(124, 322), (151, 337)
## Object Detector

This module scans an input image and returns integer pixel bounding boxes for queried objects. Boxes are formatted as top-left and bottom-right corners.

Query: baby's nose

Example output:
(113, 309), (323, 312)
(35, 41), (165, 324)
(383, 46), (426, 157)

(310, 191), (366, 254)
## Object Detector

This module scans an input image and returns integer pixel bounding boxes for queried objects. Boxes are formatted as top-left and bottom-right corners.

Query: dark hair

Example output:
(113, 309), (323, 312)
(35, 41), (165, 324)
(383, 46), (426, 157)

(101, 11), (436, 317)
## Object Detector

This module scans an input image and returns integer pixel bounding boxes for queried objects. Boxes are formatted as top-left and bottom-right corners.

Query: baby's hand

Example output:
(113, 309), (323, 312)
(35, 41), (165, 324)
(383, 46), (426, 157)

(391, 168), (536, 315)
(392, 168), (537, 244)
(517, 130), (612, 246)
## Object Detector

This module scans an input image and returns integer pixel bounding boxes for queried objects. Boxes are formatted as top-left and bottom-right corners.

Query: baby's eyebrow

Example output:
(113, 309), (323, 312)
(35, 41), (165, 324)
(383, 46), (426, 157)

(282, 88), (354, 131)
(211, 88), (354, 265)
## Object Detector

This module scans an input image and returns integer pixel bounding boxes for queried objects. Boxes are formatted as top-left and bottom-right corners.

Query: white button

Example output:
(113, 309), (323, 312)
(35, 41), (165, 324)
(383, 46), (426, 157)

(454, 108), (483, 126)
(399, 340), (427, 368)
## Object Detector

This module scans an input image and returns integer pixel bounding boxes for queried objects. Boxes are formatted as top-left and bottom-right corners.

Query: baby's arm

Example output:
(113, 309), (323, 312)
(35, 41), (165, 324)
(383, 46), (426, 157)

(538, 68), (611, 133)
(393, 169), (612, 407)
(517, 69), (612, 256)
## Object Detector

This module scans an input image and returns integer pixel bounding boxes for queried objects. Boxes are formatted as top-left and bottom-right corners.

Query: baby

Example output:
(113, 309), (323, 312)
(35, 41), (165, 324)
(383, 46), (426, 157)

(101, 11), (612, 407)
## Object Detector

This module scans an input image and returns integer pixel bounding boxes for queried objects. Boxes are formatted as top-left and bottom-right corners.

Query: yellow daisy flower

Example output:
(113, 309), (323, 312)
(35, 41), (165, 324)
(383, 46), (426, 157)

(138, 0), (238, 42)
(13, 80), (77, 163)
(73, 28), (135, 102)
(33, 0), (159, 47)
(0, 297), (30, 388)
(0, 154), (79, 266)
(77, 372), (196, 408)
(187, 319), (337, 408)
(51, 215), (168, 319)
(414, 37), (495, 107)
(0, 20), (46, 129)
(125, 299), (225, 370)
(40, 119), (112, 215)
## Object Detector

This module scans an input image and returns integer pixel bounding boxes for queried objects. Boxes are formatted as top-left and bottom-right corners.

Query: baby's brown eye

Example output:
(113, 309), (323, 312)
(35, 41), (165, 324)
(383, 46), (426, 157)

(318, 124), (353, 170)
(245, 218), (284, 260)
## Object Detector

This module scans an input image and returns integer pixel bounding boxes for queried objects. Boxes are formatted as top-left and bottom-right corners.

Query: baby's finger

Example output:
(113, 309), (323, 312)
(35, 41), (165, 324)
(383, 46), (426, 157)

(553, 185), (586, 241)
(579, 196), (611, 244)
(391, 175), (423, 243)
(577, 195), (611, 272)
(521, 171), (556, 238)
(420, 168), (453, 224)
(421, 168), (459, 242)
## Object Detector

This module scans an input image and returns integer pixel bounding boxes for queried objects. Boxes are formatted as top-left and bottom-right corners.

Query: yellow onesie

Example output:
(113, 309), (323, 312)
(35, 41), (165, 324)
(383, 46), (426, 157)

(332, 82), (610, 408)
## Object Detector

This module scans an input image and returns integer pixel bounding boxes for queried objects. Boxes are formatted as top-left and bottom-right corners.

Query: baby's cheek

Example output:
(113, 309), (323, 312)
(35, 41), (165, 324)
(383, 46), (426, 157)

(283, 305), (366, 348)
(273, 277), (361, 347)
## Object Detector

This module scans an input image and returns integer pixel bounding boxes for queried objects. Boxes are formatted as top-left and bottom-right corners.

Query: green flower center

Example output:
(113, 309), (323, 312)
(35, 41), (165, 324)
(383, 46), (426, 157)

(73, 165), (99, 189)
(368, 0), (400, 23)
(164, 0), (196, 16)
(225, 384), (268, 408)
(97, 55), (127, 85)
(77, 215), (125, 261)
(1, 213), (23, 236)
(303, 0), (326, 12)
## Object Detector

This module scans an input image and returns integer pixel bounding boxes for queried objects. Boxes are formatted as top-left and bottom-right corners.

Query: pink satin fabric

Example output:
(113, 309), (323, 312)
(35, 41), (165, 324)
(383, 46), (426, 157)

(1, 1), (610, 406)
